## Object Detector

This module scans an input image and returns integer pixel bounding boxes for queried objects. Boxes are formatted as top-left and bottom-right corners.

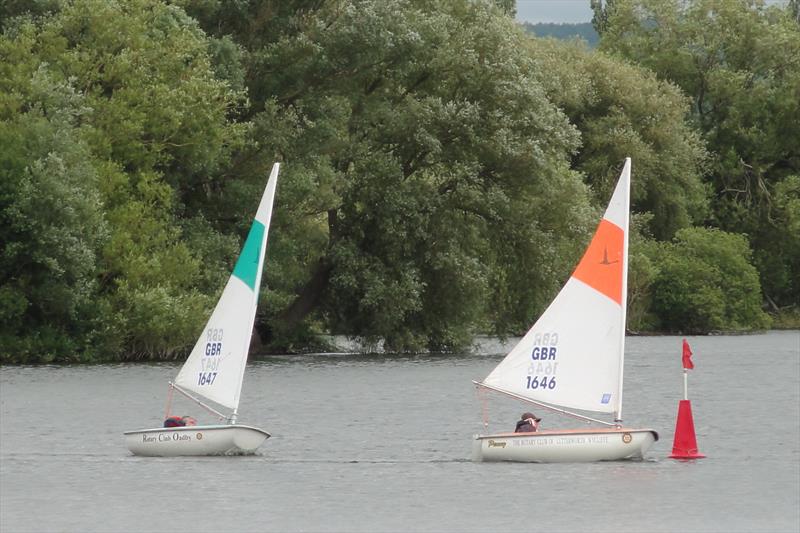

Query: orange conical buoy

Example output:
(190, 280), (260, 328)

(669, 399), (705, 459)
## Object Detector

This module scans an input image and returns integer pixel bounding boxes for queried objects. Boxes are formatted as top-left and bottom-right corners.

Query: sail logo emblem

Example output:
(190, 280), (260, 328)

(622, 433), (632, 444)
(196, 433), (203, 440)
(600, 246), (619, 266)
(601, 393), (611, 404)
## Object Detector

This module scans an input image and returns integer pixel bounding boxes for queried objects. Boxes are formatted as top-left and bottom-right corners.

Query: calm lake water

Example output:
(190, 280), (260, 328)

(1, 331), (799, 533)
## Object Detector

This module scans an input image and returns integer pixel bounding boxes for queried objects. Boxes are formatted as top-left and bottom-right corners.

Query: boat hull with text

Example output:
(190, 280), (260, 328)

(472, 427), (658, 463)
(125, 424), (270, 457)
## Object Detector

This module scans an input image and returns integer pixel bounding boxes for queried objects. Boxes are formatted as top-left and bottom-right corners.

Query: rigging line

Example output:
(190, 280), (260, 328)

(163, 383), (175, 420)
(473, 381), (615, 427)
(169, 382), (228, 422)
(477, 385), (490, 429)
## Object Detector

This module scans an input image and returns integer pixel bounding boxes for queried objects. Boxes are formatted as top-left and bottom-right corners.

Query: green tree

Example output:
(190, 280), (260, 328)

(0, 64), (107, 362)
(522, 23), (599, 47)
(0, 0), (60, 30)
(650, 227), (771, 333)
(627, 214), (660, 332)
(526, 37), (709, 241)
(1, 0), (251, 360)
(758, 175), (800, 314)
(186, 0), (591, 351)
(591, 0), (613, 34)
(598, 0), (800, 310)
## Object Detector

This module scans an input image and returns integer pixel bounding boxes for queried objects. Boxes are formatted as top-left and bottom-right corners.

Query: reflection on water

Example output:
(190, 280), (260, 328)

(1, 331), (798, 532)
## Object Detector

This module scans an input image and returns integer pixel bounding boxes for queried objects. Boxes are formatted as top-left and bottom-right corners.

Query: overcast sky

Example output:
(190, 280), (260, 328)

(515, 0), (789, 24)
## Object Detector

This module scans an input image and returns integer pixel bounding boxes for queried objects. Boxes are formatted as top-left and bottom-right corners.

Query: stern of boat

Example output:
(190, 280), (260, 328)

(471, 435), (485, 462)
(231, 425), (271, 454)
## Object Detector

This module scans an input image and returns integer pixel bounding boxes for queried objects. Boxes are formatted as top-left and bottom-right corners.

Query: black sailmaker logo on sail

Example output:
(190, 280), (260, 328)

(600, 246), (619, 266)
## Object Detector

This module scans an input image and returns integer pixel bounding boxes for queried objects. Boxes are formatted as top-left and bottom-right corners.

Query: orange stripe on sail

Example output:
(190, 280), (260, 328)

(571, 219), (624, 305)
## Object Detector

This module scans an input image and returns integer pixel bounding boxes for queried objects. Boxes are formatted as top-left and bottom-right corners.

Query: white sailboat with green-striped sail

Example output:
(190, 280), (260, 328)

(125, 163), (279, 456)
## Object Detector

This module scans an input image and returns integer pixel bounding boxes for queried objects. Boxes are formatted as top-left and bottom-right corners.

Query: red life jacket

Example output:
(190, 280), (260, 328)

(163, 416), (186, 428)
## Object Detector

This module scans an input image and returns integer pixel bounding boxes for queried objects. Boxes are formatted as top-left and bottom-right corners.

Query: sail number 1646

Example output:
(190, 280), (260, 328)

(526, 375), (556, 390)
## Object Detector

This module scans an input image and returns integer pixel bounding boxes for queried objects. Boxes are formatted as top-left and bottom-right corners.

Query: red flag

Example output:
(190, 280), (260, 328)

(682, 339), (694, 370)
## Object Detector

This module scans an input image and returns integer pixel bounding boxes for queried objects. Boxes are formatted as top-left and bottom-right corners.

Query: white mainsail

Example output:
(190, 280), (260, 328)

(174, 163), (280, 412)
(481, 158), (631, 418)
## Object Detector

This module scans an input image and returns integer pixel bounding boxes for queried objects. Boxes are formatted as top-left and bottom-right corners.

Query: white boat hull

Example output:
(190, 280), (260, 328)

(124, 425), (270, 457)
(472, 428), (658, 463)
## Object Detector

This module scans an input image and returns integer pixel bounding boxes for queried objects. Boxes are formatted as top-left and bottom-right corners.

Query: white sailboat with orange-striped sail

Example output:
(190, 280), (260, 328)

(472, 158), (658, 462)
(124, 163), (280, 456)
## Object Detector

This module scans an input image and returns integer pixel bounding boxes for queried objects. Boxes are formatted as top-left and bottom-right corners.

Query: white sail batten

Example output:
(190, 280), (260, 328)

(482, 159), (631, 417)
(174, 163), (280, 413)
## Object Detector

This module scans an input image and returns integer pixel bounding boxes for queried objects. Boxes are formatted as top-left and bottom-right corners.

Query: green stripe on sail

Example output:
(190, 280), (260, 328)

(232, 220), (265, 291)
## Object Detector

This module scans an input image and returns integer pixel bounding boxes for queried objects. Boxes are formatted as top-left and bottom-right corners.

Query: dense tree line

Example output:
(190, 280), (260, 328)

(0, 0), (795, 363)
(521, 22), (599, 47)
(592, 0), (800, 318)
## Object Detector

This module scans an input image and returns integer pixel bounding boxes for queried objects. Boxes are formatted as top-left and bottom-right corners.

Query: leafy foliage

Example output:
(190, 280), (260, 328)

(649, 228), (771, 333)
(1, 0), (247, 361)
(0, 59), (107, 361)
(0, 0), (791, 362)
(186, 0), (593, 351)
(526, 37), (709, 240)
(597, 0), (800, 309)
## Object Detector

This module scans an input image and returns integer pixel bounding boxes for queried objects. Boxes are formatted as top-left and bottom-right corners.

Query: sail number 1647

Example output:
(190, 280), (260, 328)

(526, 375), (556, 390)
(198, 372), (217, 385)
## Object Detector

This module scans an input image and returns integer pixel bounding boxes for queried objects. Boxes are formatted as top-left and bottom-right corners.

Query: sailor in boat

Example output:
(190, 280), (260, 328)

(514, 412), (541, 433)
(163, 415), (197, 428)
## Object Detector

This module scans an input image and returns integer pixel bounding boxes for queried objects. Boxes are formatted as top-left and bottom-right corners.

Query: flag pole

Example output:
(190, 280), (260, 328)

(670, 339), (705, 459)
(683, 369), (688, 400)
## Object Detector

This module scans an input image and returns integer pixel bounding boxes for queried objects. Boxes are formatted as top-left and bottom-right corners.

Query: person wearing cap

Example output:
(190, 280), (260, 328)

(514, 412), (541, 433)
(163, 415), (198, 428)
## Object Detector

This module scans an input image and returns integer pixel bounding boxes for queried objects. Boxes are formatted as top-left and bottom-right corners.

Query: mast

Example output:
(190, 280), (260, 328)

(614, 157), (631, 424)
(230, 162), (280, 424)
(230, 225), (263, 425)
